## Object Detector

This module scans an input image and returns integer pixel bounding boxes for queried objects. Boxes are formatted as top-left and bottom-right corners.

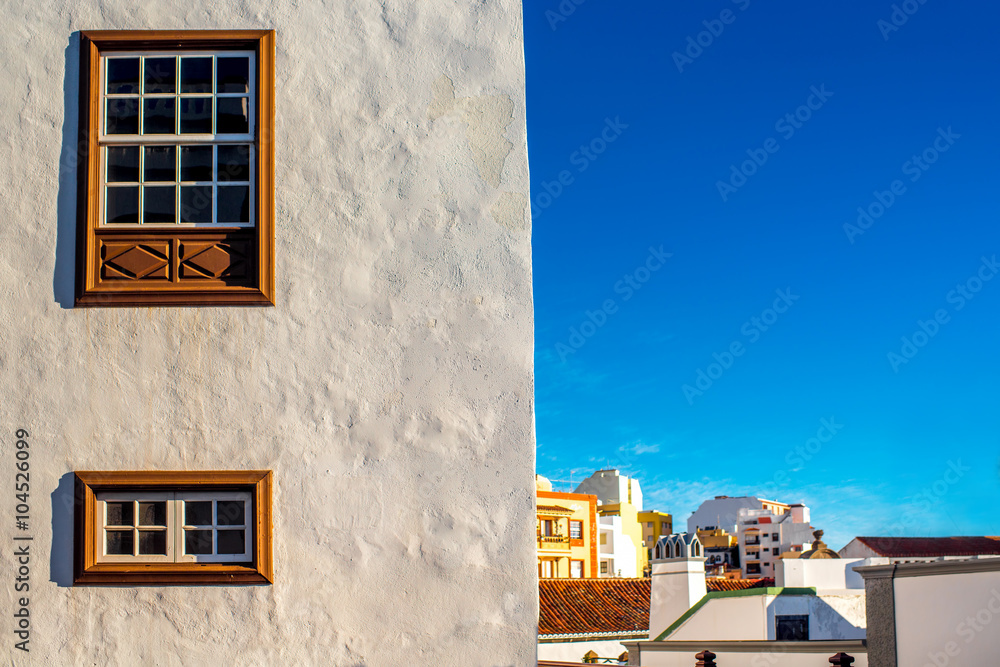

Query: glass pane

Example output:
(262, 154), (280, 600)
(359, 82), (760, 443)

(217, 500), (245, 525)
(185, 501), (212, 526)
(106, 530), (133, 555)
(217, 530), (245, 554)
(217, 57), (249, 93)
(106, 58), (140, 94)
(106, 186), (139, 224)
(217, 145), (250, 182)
(217, 186), (250, 223)
(144, 57), (175, 94)
(107, 146), (139, 182)
(180, 98), (213, 134)
(138, 501), (166, 526)
(138, 530), (167, 555)
(185, 530), (213, 555)
(143, 185), (176, 223)
(216, 97), (249, 134)
(106, 501), (133, 526)
(143, 98), (176, 135)
(181, 146), (213, 181)
(180, 186), (213, 223)
(143, 146), (176, 182)
(181, 57), (213, 93)
(106, 99), (139, 135)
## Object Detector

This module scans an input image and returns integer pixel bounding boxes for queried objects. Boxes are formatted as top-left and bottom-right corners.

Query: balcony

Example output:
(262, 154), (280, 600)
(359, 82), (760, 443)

(538, 535), (571, 551)
(745, 537), (760, 545)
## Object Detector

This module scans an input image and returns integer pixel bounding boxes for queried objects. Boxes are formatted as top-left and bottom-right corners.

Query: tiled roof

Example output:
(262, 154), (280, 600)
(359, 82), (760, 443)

(539, 578), (649, 636)
(855, 536), (1000, 557)
(706, 577), (774, 592)
(538, 577), (773, 636)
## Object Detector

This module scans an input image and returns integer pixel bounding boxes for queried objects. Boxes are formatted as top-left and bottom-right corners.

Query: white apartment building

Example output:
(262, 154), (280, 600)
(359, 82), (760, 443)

(575, 469), (644, 511)
(598, 514), (639, 578)
(738, 504), (814, 578)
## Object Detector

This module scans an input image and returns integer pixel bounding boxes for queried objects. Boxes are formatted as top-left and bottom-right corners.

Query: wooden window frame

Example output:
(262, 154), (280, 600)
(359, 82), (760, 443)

(74, 470), (273, 585)
(76, 30), (276, 307)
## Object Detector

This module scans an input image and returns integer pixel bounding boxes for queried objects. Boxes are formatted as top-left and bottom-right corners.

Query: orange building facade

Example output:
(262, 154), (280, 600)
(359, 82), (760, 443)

(536, 490), (598, 579)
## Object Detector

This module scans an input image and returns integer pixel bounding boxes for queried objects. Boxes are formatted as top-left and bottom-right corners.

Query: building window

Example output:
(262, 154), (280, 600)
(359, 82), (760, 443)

(746, 563), (761, 575)
(96, 491), (252, 563)
(775, 615), (809, 641)
(772, 532), (779, 540)
(570, 520), (583, 540)
(773, 547), (779, 556)
(74, 470), (272, 584)
(571, 560), (584, 578)
(600, 561), (609, 575)
(76, 30), (275, 307)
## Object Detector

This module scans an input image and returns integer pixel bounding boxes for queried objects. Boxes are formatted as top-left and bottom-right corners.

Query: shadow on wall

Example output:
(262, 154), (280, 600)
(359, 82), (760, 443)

(54, 32), (80, 309)
(765, 596), (866, 640)
(50, 472), (76, 586)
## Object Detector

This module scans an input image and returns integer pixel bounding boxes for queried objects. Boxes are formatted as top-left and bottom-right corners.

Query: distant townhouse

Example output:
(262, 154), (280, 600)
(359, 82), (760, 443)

(737, 503), (813, 578)
(537, 475), (598, 578)
(696, 527), (740, 578)
(687, 495), (793, 535)
(639, 510), (673, 569)
(839, 535), (1000, 562)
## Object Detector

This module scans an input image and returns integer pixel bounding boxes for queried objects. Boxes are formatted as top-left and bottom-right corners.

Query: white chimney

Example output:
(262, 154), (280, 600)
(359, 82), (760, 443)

(648, 533), (707, 640)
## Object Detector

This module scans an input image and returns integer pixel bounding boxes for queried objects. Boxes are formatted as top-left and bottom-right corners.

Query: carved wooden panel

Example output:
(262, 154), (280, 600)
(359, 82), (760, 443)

(179, 240), (249, 281)
(100, 241), (171, 281)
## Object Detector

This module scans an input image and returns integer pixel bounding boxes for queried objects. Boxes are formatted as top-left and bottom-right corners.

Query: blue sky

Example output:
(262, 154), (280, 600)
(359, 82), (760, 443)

(524, 0), (1000, 549)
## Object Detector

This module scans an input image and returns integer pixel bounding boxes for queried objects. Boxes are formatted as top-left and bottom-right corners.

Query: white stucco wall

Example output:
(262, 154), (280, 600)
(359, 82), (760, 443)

(777, 558), (865, 590)
(666, 593), (865, 642)
(894, 570), (1000, 667)
(0, 1), (534, 665)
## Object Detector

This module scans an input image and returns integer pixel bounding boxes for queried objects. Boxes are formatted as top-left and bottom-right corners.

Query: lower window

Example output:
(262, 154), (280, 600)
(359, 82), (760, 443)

(775, 614), (809, 641)
(75, 470), (272, 584)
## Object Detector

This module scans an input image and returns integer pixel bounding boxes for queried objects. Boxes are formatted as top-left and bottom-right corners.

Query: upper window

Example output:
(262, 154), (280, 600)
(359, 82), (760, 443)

(74, 470), (272, 584)
(569, 520), (583, 540)
(76, 31), (275, 306)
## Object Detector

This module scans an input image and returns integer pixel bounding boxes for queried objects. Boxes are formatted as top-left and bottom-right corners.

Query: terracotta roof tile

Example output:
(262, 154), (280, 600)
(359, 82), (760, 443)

(856, 536), (1000, 558)
(538, 577), (773, 636)
(539, 578), (649, 636)
(706, 577), (773, 592)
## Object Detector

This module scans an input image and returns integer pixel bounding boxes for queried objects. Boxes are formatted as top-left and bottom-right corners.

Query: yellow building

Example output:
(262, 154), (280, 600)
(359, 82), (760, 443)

(639, 510), (673, 559)
(536, 475), (598, 578)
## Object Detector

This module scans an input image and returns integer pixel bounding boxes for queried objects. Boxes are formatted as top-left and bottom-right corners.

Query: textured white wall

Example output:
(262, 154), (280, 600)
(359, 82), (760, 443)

(0, 1), (534, 665)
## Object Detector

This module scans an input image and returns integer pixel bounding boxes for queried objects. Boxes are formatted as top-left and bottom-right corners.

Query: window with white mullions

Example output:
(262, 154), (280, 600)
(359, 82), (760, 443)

(98, 491), (174, 562)
(99, 51), (255, 227)
(94, 491), (251, 564)
(179, 492), (252, 562)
